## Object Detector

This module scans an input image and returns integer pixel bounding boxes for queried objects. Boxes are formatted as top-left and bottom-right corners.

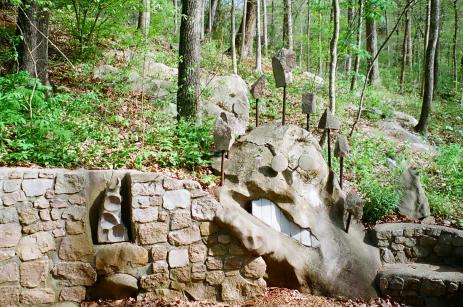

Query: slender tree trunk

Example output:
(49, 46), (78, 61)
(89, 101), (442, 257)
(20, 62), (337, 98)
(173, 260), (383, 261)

(366, 18), (380, 85)
(263, 0), (268, 57)
(237, 0), (257, 60)
(350, 0), (363, 91)
(177, 0), (201, 119)
(174, 0), (178, 34)
(460, 55), (463, 106)
(399, 5), (411, 93)
(271, 0), (275, 44)
(452, 0), (458, 90)
(138, 0), (151, 37)
(306, 0), (311, 71)
(433, 27), (440, 97)
(206, 0), (219, 35)
(345, 0), (354, 75)
(415, 0), (440, 134)
(283, 0), (293, 49)
(231, 0), (237, 74)
(385, 7), (390, 67)
(200, 0), (205, 40)
(421, 0), (431, 96)
(18, 0), (49, 86)
(318, 8), (323, 75)
(256, 0), (262, 72)
(328, 0), (339, 112)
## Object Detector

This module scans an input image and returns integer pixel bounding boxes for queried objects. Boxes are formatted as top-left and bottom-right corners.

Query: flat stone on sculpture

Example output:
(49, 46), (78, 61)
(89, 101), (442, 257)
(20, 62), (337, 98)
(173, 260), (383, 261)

(334, 134), (350, 158)
(250, 75), (266, 99)
(213, 113), (235, 152)
(271, 154), (289, 172)
(317, 109), (341, 130)
(302, 93), (317, 114)
(345, 191), (364, 219)
(272, 48), (296, 87)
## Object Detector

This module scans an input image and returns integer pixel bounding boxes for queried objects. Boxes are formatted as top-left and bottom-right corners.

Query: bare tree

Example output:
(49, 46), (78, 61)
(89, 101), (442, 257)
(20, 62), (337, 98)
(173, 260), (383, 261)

(329, 0), (340, 112)
(177, 0), (202, 119)
(206, 0), (220, 35)
(138, 0), (151, 37)
(231, 0), (237, 74)
(399, 4), (412, 93)
(452, 0), (459, 90)
(283, 0), (293, 49)
(421, 0), (431, 96)
(174, 0), (178, 34)
(236, 0), (257, 60)
(17, 0), (48, 86)
(365, 17), (380, 85)
(263, 0), (268, 57)
(256, 0), (262, 73)
(350, 0), (363, 91)
(306, 0), (311, 71)
(345, 0), (354, 75)
(415, 0), (440, 134)
(240, 0), (248, 60)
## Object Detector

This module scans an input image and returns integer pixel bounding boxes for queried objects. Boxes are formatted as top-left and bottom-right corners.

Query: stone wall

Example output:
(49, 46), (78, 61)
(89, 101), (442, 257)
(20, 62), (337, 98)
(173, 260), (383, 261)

(0, 168), (266, 306)
(373, 223), (463, 265)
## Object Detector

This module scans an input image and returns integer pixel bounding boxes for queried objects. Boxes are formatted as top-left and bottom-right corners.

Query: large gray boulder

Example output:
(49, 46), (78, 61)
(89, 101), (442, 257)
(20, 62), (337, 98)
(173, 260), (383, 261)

(200, 75), (250, 136)
(214, 124), (380, 298)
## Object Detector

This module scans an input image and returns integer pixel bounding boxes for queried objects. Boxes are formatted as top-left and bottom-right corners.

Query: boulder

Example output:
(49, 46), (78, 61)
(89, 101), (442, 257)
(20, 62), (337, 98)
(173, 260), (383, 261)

(200, 75), (250, 136)
(89, 273), (138, 300)
(399, 168), (430, 219)
(214, 123), (380, 298)
(93, 65), (120, 81)
(95, 242), (148, 275)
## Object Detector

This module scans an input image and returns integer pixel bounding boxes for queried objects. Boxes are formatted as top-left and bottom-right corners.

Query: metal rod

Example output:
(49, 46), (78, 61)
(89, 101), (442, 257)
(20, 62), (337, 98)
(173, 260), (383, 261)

(256, 98), (259, 127)
(327, 129), (332, 168)
(340, 157), (344, 189)
(220, 150), (225, 186)
(345, 212), (352, 233)
(282, 85), (287, 125)
(306, 113), (310, 131)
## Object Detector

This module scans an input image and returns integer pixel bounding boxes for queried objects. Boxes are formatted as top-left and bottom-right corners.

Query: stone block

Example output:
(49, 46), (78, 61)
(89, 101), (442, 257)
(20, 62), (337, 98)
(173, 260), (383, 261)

(17, 203), (39, 225)
(152, 261), (169, 274)
(389, 276), (404, 290)
(66, 221), (85, 235)
(3, 180), (21, 193)
(151, 245), (167, 261)
(168, 225), (201, 246)
(95, 242), (148, 275)
(52, 228), (66, 238)
(20, 260), (49, 288)
(170, 210), (192, 230)
(0, 262), (19, 284)
(51, 199), (69, 208)
(162, 189), (190, 210)
(241, 257), (266, 279)
(250, 75), (266, 99)
(39, 209), (51, 221)
(59, 234), (93, 261)
(189, 243), (207, 263)
(199, 222), (218, 236)
(425, 228), (441, 237)
(22, 179), (54, 197)
(0, 247), (15, 261)
(208, 244), (227, 256)
(421, 278), (446, 296)
(224, 256), (242, 270)
(2, 191), (26, 206)
(62, 206), (86, 221)
(140, 272), (169, 291)
(0, 207), (18, 224)
(60, 286), (86, 302)
(55, 173), (85, 194)
(184, 282), (217, 301)
(20, 288), (55, 305)
(23, 171), (38, 179)
(170, 267), (191, 283)
(133, 207), (158, 224)
(17, 236), (42, 261)
(51, 208), (62, 220)
(163, 178), (183, 191)
(412, 246), (430, 258)
(206, 257), (223, 270)
(136, 222), (168, 245)
(0, 286), (20, 306)
(403, 228), (415, 237)
(53, 262), (97, 286)
(191, 263), (206, 273)
(182, 180), (202, 191)
(132, 182), (163, 196)
(206, 270), (225, 286)
(271, 48), (296, 87)
(192, 197), (218, 221)
(380, 248), (395, 263)
(168, 249), (189, 268)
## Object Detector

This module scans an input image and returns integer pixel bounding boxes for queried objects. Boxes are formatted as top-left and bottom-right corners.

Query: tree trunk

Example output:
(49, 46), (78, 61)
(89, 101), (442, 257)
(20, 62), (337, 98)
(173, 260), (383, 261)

(206, 0), (219, 35)
(271, 0), (275, 44)
(421, 0), (431, 96)
(283, 0), (293, 49)
(329, 0), (339, 112)
(366, 18), (380, 85)
(263, 0), (268, 57)
(138, 0), (151, 37)
(256, 0), (262, 72)
(350, 0), (363, 91)
(17, 0), (49, 86)
(415, 0), (439, 134)
(433, 24), (440, 96)
(318, 9), (323, 75)
(399, 5), (411, 93)
(385, 7), (390, 67)
(345, 0), (354, 75)
(452, 0), (458, 90)
(237, 0), (257, 60)
(460, 54), (463, 106)
(174, 0), (178, 34)
(231, 0), (237, 74)
(200, 0), (205, 40)
(306, 0), (311, 71)
(177, 0), (201, 119)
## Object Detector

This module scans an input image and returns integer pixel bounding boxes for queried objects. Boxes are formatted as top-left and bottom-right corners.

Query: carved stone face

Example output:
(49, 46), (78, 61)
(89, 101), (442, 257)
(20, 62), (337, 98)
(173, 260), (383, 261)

(214, 124), (380, 298)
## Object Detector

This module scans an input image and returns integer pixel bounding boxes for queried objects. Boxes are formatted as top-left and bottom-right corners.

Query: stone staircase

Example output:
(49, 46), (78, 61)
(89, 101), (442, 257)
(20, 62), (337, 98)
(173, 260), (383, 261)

(373, 223), (463, 306)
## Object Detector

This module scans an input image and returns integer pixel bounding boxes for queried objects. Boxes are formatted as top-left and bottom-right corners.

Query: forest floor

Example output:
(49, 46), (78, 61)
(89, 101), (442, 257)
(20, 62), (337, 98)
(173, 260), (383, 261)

(82, 288), (403, 307)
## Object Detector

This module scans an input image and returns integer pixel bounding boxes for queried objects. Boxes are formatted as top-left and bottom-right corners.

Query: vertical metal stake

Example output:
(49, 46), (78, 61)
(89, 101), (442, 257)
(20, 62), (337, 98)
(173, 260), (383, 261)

(327, 129), (332, 168)
(345, 212), (352, 233)
(256, 98), (259, 127)
(282, 86), (287, 125)
(306, 113), (310, 131)
(220, 150), (225, 186)
(340, 157), (344, 189)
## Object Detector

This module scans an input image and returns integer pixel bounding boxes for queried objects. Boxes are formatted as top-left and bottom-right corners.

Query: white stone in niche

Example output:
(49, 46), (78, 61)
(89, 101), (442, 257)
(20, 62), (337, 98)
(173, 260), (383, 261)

(251, 198), (312, 247)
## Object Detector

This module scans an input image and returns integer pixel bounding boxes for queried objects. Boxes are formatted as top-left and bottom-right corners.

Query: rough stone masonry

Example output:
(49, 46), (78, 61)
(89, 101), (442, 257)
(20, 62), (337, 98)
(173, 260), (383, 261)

(0, 168), (266, 305)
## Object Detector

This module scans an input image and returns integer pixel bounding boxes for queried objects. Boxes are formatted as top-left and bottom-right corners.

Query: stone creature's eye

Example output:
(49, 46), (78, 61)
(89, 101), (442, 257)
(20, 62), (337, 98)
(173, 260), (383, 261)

(271, 153), (314, 173)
